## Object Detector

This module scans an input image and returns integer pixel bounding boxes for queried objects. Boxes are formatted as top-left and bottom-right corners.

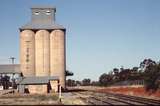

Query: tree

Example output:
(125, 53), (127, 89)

(75, 80), (81, 86)
(132, 67), (139, 73)
(65, 70), (74, 76)
(129, 67), (141, 80)
(119, 68), (131, 81)
(66, 79), (76, 86)
(99, 73), (112, 86)
(143, 63), (160, 92)
(99, 73), (108, 86)
(82, 78), (91, 86)
(112, 68), (119, 82)
(113, 68), (119, 75)
(91, 81), (99, 86)
(140, 59), (156, 71)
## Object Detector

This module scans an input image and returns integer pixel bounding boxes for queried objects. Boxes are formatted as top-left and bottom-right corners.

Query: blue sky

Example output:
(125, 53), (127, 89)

(0, 0), (160, 81)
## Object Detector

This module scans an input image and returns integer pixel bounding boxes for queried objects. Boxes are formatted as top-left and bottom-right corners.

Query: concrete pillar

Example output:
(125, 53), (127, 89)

(50, 30), (66, 88)
(35, 30), (50, 76)
(20, 30), (35, 76)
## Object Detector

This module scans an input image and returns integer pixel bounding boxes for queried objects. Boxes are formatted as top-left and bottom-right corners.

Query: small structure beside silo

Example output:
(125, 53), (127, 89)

(17, 76), (59, 94)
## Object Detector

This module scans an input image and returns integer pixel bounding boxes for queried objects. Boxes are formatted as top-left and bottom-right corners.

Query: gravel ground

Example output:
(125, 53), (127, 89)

(0, 92), (86, 105)
(0, 93), (60, 105)
(61, 92), (86, 105)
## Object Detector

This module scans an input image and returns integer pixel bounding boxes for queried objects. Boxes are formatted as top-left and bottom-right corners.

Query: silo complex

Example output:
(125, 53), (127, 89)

(20, 6), (66, 88)
(20, 30), (35, 76)
(50, 30), (65, 87)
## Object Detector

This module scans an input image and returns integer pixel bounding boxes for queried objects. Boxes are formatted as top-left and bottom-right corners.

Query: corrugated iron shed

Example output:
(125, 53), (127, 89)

(17, 76), (59, 85)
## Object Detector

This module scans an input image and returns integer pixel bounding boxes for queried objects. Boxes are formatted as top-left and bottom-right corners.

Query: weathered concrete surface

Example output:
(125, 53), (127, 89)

(50, 80), (59, 92)
(35, 30), (50, 76)
(20, 30), (35, 76)
(28, 85), (48, 94)
(50, 30), (66, 88)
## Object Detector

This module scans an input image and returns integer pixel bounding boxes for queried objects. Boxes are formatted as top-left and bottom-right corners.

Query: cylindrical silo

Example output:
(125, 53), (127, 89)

(20, 30), (35, 76)
(35, 30), (50, 76)
(50, 30), (66, 88)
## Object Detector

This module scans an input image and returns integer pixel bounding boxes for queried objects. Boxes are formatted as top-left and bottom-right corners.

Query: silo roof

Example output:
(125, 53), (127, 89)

(20, 22), (65, 30)
(31, 5), (56, 9)
(20, 6), (65, 30)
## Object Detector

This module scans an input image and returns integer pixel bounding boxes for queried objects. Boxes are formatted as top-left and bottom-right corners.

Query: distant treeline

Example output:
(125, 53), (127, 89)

(66, 58), (160, 92)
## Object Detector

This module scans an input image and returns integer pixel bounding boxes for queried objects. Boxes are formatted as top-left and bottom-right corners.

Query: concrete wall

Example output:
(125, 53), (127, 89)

(28, 85), (48, 94)
(50, 80), (58, 92)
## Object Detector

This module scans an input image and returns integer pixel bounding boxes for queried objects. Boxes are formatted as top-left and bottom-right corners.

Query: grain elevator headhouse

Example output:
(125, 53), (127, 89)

(20, 6), (66, 88)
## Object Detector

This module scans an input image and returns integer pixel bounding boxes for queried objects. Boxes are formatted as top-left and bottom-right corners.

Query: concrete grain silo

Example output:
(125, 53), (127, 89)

(50, 30), (65, 87)
(20, 30), (35, 76)
(35, 30), (50, 76)
(20, 6), (66, 88)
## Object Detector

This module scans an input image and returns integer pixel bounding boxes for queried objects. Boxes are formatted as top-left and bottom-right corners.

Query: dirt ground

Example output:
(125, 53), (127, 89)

(0, 92), (86, 105)
(61, 92), (86, 105)
(96, 86), (160, 100)
(0, 93), (60, 105)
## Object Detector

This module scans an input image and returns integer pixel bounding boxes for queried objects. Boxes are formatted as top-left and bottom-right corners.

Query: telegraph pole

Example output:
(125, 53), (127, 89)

(9, 57), (16, 91)
(9, 57), (16, 64)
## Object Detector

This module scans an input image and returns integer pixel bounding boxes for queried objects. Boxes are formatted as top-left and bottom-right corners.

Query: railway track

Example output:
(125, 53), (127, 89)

(72, 91), (160, 105)
(103, 92), (160, 105)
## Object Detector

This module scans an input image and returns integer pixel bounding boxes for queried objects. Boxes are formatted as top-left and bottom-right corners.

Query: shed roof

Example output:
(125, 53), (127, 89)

(17, 76), (59, 85)
(0, 64), (21, 74)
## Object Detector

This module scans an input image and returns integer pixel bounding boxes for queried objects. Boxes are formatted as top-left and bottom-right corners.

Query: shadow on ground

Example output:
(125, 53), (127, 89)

(63, 88), (87, 93)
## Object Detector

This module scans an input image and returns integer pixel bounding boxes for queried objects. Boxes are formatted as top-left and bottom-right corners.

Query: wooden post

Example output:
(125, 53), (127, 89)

(59, 84), (62, 102)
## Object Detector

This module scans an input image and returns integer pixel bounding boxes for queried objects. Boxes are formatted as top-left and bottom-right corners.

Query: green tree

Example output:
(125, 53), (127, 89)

(140, 59), (156, 71)
(144, 63), (160, 92)
(113, 68), (119, 75)
(82, 78), (91, 86)
(91, 81), (99, 86)
(99, 73), (108, 86)
(65, 70), (74, 76)
(75, 80), (81, 86)
(66, 79), (76, 86)
(99, 73), (113, 86)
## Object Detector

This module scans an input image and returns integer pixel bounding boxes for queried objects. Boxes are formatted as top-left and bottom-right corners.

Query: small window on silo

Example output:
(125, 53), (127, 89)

(35, 11), (40, 15)
(46, 10), (51, 15)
